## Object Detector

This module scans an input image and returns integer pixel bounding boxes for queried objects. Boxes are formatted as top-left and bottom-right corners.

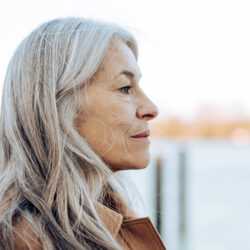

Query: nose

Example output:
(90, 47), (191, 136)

(136, 93), (159, 121)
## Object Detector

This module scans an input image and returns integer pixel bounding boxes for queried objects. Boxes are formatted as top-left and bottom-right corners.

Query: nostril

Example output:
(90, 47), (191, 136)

(142, 114), (154, 119)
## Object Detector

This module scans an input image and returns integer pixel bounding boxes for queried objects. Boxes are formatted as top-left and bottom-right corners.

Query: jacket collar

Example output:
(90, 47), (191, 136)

(96, 202), (123, 236)
(95, 192), (137, 237)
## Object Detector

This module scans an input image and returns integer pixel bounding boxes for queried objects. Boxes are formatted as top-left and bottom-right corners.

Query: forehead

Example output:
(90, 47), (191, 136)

(98, 39), (141, 81)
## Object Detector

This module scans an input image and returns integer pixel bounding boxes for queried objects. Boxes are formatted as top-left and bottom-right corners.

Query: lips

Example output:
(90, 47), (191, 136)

(131, 130), (150, 138)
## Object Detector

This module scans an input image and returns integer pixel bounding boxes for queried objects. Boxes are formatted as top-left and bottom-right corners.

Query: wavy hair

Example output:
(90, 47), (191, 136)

(0, 17), (138, 249)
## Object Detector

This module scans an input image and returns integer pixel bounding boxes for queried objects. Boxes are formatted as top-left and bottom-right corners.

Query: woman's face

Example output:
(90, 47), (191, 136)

(76, 39), (158, 171)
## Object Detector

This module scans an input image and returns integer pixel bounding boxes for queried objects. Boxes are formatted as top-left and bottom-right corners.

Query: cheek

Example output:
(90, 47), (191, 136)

(98, 98), (136, 135)
(77, 103), (134, 155)
(77, 119), (113, 155)
(107, 99), (135, 122)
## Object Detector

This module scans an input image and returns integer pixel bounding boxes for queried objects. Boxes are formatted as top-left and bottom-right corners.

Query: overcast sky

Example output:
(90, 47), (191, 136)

(1, 0), (250, 120)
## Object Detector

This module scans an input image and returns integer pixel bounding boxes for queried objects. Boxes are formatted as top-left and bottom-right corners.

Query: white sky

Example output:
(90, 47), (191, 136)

(1, 0), (250, 120)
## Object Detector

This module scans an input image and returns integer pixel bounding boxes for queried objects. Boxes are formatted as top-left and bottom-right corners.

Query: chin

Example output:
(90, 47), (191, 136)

(112, 155), (151, 171)
(103, 148), (152, 171)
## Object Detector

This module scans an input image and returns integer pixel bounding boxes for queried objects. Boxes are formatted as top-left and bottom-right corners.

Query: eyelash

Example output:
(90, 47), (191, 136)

(119, 86), (132, 94)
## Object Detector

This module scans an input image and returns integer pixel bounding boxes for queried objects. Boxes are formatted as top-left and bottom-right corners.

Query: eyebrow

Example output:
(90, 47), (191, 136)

(120, 70), (141, 80)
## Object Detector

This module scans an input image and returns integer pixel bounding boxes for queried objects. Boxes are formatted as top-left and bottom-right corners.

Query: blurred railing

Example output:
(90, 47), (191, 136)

(154, 147), (188, 250)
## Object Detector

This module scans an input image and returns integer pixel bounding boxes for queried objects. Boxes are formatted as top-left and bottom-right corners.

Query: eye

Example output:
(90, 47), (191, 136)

(119, 86), (132, 94)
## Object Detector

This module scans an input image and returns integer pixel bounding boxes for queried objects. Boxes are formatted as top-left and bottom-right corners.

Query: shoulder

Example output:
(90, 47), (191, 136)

(12, 216), (43, 250)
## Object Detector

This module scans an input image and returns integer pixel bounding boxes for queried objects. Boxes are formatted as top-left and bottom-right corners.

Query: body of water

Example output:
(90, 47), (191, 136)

(128, 139), (250, 250)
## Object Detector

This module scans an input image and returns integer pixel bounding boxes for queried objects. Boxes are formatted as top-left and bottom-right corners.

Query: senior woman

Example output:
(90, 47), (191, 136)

(0, 18), (166, 249)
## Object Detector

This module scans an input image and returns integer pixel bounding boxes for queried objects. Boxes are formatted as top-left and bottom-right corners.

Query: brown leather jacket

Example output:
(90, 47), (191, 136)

(14, 201), (166, 250)
(96, 202), (166, 250)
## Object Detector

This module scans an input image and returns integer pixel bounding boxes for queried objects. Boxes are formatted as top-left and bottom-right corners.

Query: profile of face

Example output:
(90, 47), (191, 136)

(75, 39), (158, 171)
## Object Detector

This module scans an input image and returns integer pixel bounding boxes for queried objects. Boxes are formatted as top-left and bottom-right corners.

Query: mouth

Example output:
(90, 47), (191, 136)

(131, 130), (151, 143)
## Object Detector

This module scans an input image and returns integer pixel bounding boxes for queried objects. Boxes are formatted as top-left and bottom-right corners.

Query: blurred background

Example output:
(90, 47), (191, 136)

(1, 0), (250, 249)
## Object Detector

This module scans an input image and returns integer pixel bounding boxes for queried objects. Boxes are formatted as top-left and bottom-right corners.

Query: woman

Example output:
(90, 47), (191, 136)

(0, 18), (165, 249)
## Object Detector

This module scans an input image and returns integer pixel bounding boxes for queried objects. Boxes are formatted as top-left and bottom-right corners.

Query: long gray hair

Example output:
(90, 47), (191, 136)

(0, 17), (138, 249)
